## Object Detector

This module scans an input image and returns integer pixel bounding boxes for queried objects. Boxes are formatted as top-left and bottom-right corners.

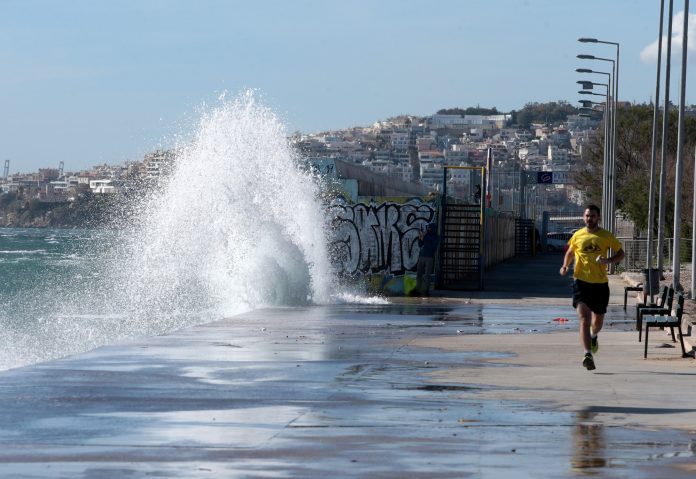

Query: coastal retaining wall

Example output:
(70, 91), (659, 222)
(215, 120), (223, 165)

(328, 197), (516, 294)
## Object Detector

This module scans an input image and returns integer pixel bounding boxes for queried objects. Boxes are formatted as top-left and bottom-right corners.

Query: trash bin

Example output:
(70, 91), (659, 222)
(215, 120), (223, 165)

(642, 268), (660, 296)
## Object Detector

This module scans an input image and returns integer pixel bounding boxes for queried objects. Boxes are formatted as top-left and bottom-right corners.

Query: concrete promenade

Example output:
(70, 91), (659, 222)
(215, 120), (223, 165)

(0, 254), (695, 478)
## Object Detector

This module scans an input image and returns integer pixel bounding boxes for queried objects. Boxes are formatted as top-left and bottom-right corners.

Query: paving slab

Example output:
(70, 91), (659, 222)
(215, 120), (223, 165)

(0, 254), (695, 478)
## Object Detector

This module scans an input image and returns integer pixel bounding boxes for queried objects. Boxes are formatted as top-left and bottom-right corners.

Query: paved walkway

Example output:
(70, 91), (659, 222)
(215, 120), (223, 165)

(0, 254), (695, 478)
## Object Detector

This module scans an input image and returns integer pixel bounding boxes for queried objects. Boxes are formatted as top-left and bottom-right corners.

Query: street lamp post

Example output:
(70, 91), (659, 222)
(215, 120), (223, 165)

(658, 0), (675, 277)
(645, 0), (666, 302)
(578, 82), (611, 231)
(577, 70), (612, 228)
(578, 99), (605, 109)
(673, 0), (689, 294)
(579, 38), (620, 237)
(576, 68), (611, 92)
(578, 53), (616, 235)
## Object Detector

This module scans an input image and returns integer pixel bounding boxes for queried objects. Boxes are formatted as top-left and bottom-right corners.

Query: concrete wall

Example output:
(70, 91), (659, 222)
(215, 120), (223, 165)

(328, 198), (515, 294)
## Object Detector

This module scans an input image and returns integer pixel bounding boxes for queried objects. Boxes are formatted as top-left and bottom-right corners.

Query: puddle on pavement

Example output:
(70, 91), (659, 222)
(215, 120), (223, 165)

(568, 411), (696, 477)
(334, 302), (636, 336)
(293, 383), (696, 478)
(315, 303), (695, 477)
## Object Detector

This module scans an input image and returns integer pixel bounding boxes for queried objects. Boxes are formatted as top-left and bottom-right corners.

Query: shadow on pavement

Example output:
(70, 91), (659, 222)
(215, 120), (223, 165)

(434, 252), (573, 299)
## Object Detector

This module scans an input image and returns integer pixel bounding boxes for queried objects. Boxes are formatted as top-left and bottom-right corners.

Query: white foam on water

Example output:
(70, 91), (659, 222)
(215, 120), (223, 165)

(332, 292), (390, 305)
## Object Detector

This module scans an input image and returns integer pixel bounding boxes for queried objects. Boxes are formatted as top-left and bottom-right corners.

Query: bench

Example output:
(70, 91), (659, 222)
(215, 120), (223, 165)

(643, 292), (691, 358)
(623, 284), (644, 310)
(636, 285), (673, 341)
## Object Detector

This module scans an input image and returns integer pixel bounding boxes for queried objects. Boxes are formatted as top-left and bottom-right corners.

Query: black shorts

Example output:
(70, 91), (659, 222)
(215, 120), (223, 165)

(573, 279), (610, 314)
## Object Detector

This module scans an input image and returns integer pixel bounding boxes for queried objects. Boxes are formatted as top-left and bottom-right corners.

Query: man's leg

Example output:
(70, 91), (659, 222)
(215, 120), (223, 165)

(590, 282), (609, 352)
(577, 302), (597, 370)
(591, 314), (604, 335)
(577, 302), (593, 352)
(590, 313), (604, 352)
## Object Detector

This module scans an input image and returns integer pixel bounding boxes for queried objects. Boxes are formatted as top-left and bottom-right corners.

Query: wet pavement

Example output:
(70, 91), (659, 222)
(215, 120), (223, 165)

(0, 255), (695, 477)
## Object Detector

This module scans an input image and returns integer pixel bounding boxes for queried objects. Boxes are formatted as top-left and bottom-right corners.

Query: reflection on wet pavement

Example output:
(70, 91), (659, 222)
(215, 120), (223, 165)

(0, 302), (693, 478)
(572, 411), (607, 472)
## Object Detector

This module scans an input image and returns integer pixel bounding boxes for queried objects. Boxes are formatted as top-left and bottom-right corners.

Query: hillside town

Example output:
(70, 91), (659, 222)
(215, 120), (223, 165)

(0, 149), (177, 203)
(0, 105), (602, 220)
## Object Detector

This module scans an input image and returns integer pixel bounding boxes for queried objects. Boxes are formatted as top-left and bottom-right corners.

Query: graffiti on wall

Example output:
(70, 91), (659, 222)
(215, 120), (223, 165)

(329, 198), (437, 276)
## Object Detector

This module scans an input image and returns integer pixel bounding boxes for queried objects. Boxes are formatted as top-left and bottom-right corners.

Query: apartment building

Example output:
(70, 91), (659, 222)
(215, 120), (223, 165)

(419, 150), (445, 190)
(142, 149), (176, 180)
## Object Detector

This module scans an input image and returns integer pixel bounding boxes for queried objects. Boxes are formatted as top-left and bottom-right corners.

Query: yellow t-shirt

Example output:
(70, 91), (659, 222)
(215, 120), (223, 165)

(568, 228), (622, 283)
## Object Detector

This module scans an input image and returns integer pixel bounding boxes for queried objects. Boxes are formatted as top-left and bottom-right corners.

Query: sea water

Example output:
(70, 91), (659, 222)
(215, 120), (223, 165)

(0, 92), (369, 371)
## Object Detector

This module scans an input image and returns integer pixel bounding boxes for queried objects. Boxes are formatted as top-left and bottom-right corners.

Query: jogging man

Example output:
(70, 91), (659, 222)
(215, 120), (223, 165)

(559, 205), (624, 371)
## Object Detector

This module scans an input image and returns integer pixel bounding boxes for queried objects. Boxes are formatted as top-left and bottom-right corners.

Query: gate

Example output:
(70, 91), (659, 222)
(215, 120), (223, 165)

(515, 218), (534, 255)
(439, 203), (484, 290)
(439, 165), (486, 290)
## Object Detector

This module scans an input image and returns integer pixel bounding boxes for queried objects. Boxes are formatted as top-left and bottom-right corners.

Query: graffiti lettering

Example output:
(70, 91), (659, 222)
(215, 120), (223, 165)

(329, 199), (436, 275)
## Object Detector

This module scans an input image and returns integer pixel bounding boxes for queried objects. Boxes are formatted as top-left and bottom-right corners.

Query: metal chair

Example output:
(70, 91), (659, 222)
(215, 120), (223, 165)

(643, 292), (690, 358)
(636, 285), (672, 340)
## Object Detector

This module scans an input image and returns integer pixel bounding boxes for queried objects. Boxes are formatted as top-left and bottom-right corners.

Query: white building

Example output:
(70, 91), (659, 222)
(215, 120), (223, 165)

(142, 149), (177, 180)
(390, 131), (410, 150)
(419, 151), (445, 190)
(89, 179), (119, 194)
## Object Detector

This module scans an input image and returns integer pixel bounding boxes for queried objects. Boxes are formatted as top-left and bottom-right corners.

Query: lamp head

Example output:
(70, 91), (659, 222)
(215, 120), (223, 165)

(576, 68), (593, 73)
(578, 37), (598, 43)
(577, 54), (596, 59)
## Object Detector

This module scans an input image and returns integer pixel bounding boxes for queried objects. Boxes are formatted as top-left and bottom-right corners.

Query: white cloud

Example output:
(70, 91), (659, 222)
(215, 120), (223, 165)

(641, 11), (696, 63)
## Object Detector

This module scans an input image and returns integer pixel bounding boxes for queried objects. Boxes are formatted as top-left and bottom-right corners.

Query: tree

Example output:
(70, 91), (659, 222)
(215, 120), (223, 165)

(575, 103), (696, 238)
(437, 107), (499, 116)
(514, 101), (578, 128)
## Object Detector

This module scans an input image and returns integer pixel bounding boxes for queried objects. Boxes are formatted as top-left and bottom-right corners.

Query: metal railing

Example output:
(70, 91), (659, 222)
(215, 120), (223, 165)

(619, 237), (692, 272)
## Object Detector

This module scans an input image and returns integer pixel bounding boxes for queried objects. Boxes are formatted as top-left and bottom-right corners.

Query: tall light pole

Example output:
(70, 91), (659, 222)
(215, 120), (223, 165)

(579, 38), (620, 236)
(577, 53), (616, 235)
(577, 75), (612, 229)
(578, 99), (605, 109)
(576, 100), (608, 207)
(673, 0), (689, 293)
(575, 68), (615, 236)
(645, 0), (666, 301)
(658, 0), (675, 276)
(576, 68), (611, 83)
(577, 68), (612, 193)
(578, 90), (609, 226)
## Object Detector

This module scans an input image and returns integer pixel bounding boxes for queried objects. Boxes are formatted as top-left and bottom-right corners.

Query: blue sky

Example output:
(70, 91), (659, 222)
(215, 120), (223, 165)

(1, 0), (694, 173)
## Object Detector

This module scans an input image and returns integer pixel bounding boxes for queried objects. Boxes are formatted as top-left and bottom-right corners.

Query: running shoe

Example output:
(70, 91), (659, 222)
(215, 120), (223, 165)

(591, 335), (598, 354)
(582, 353), (596, 371)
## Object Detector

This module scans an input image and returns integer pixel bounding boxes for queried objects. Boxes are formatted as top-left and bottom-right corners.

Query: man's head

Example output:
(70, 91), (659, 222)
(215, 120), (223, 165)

(583, 204), (601, 230)
(585, 204), (600, 216)
(427, 223), (436, 232)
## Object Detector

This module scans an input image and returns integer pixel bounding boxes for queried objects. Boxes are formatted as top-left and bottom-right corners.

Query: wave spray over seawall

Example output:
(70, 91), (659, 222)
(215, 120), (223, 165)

(0, 92), (335, 369)
(120, 92), (334, 317)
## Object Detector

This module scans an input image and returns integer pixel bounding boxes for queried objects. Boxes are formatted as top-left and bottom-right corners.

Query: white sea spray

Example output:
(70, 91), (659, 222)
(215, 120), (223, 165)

(0, 91), (369, 370)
